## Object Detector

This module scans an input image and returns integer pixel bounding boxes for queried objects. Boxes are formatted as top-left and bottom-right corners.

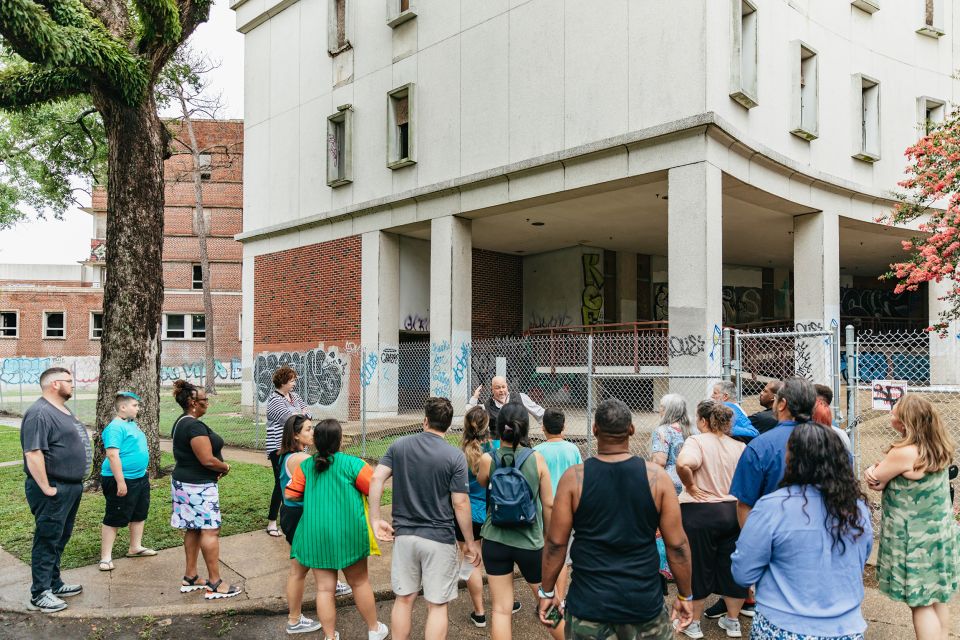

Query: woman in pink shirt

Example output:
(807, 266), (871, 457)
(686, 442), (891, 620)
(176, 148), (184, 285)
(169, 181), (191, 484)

(674, 400), (748, 639)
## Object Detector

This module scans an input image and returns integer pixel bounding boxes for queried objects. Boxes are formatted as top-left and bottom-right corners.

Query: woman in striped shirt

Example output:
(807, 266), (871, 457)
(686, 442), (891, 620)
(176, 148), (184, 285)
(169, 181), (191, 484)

(285, 419), (388, 640)
(265, 366), (308, 538)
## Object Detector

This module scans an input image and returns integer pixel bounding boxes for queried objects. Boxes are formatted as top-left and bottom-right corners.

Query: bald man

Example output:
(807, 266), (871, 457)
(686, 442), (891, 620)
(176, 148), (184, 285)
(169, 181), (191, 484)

(466, 376), (545, 431)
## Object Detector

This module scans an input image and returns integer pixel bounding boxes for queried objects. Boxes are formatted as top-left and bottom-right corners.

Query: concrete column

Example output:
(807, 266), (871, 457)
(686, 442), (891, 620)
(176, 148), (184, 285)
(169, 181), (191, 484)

(929, 278), (960, 385)
(667, 163), (724, 406)
(793, 211), (840, 381)
(240, 253), (256, 411)
(429, 216), (472, 410)
(360, 231), (400, 415)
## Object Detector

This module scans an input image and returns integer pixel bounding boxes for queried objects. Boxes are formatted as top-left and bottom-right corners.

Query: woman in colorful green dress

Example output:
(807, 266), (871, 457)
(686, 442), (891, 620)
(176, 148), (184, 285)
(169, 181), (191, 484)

(285, 419), (388, 640)
(865, 395), (959, 640)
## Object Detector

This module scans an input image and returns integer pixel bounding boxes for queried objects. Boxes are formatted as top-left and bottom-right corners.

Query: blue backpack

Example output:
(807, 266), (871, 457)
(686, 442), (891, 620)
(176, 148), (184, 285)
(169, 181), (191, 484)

(488, 448), (537, 528)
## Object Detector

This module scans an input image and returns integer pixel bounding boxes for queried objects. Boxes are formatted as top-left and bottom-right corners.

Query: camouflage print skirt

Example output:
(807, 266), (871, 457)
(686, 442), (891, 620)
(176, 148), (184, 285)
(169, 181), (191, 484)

(564, 607), (672, 640)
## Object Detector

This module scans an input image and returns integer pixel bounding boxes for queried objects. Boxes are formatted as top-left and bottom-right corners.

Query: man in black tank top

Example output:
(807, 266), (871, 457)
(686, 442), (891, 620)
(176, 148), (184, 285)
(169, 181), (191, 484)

(537, 398), (695, 639)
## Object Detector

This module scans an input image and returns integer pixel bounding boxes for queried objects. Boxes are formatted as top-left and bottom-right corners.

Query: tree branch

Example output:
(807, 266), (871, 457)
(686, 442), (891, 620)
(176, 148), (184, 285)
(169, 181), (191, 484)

(134, 0), (182, 50)
(0, 66), (87, 108)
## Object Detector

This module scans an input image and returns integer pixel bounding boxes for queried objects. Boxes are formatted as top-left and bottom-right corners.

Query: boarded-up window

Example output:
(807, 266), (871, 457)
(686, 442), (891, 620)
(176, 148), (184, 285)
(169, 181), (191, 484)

(327, 107), (353, 186)
(336, 0), (346, 47)
(396, 96), (409, 159)
(388, 85), (415, 167)
(925, 0), (934, 26)
(400, 0), (409, 12)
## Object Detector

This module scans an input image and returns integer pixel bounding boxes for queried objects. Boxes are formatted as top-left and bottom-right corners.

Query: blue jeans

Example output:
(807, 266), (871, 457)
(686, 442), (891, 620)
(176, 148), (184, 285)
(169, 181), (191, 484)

(25, 477), (83, 597)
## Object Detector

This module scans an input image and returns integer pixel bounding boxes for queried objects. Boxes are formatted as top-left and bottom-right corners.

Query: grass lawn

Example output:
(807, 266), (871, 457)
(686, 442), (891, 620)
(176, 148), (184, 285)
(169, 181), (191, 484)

(0, 425), (22, 463)
(342, 433), (461, 461)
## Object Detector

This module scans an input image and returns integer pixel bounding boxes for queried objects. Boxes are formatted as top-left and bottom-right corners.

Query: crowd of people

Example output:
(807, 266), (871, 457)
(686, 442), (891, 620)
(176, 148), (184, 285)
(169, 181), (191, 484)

(15, 364), (960, 640)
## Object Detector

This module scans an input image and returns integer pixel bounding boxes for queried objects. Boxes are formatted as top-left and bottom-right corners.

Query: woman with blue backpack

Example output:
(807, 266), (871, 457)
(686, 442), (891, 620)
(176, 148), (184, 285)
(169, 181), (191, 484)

(477, 403), (564, 640)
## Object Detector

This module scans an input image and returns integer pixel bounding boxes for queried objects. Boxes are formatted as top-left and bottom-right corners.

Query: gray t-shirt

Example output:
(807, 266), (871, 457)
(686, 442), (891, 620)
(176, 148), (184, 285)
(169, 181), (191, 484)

(380, 430), (469, 544)
(21, 398), (92, 483)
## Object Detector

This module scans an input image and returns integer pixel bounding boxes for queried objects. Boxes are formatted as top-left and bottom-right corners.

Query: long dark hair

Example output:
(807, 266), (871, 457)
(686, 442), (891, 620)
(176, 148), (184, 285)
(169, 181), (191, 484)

(497, 403), (530, 449)
(280, 415), (311, 455)
(780, 422), (867, 552)
(312, 419), (342, 474)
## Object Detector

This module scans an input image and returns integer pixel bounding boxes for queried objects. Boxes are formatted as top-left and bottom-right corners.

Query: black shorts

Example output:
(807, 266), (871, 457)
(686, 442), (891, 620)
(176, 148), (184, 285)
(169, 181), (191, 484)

(280, 504), (303, 546)
(681, 501), (749, 600)
(454, 520), (482, 543)
(102, 476), (151, 527)
(482, 538), (542, 584)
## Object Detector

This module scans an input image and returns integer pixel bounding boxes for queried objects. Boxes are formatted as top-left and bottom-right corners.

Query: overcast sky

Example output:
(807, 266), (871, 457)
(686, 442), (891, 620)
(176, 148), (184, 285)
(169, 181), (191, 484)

(0, 0), (244, 265)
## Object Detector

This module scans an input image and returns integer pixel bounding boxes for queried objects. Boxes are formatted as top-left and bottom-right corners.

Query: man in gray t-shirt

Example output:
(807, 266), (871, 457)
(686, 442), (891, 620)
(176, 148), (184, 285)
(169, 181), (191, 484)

(20, 367), (92, 613)
(370, 397), (480, 639)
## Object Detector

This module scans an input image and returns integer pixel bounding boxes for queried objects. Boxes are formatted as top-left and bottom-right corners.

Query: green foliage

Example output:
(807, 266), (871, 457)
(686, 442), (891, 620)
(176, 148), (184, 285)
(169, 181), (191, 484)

(0, 93), (105, 228)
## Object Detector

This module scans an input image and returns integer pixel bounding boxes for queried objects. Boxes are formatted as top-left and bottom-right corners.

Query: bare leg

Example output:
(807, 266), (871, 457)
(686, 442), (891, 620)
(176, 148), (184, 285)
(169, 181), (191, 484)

(100, 525), (118, 562)
(467, 567), (485, 615)
(286, 559), (310, 625)
(690, 598), (705, 622)
(342, 558), (380, 630)
(487, 573), (515, 640)
(933, 602), (950, 640)
(424, 601), (449, 640)
(391, 593), (416, 640)
(128, 520), (146, 553)
(183, 530), (201, 578)
(313, 568), (338, 639)
(913, 604), (943, 640)
(198, 529), (221, 585)
(722, 596), (745, 618)
(526, 582), (565, 640)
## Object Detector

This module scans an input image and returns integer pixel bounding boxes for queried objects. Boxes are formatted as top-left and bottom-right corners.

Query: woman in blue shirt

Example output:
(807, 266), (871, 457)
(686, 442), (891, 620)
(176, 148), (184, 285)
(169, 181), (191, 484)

(732, 422), (873, 640)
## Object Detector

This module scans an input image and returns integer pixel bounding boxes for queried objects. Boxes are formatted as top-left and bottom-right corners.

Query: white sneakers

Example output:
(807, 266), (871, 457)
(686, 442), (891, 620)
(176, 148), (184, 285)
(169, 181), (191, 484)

(718, 615), (743, 637)
(368, 621), (389, 640)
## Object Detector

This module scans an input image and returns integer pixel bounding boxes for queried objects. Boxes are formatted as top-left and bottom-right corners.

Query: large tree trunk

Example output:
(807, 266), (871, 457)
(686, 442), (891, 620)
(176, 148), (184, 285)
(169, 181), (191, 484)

(89, 93), (166, 481)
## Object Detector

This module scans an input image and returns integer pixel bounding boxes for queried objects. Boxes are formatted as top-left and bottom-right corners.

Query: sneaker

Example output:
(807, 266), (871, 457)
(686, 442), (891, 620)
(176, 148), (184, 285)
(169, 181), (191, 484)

(741, 602), (755, 618)
(512, 601), (522, 614)
(469, 612), (486, 628)
(368, 621), (389, 640)
(681, 621), (704, 639)
(51, 584), (82, 598)
(335, 582), (352, 597)
(704, 600), (727, 619)
(718, 616), (742, 638)
(27, 590), (67, 613)
(287, 614), (322, 635)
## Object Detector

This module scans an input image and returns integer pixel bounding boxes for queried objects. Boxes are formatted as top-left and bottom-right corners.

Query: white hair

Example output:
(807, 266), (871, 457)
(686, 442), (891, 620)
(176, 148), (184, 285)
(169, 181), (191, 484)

(659, 393), (693, 438)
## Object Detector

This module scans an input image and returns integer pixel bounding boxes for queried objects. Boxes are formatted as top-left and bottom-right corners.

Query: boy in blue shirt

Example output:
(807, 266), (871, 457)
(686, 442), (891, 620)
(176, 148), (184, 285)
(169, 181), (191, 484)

(533, 408), (582, 601)
(98, 392), (155, 571)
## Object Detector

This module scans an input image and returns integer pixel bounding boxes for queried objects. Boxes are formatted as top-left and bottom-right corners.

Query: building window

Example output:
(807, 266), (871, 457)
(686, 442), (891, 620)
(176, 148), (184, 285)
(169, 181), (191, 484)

(328, 0), (351, 54)
(852, 74), (881, 162)
(386, 0), (416, 28)
(44, 312), (65, 339)
(327, 105), (354, 187)
(387, 84), (416, 169)
(851, 0), (879, 13)
(790, 42), (818, 141)
(90, 312), (103, 340)
(917, 96), (946, 134)
(198, 153), (212, 181)
(918, 0), (945, 37)
(164, 314), (206, 340)
(0, 311), (18, 338)
(192, 264), (203, 290)
(729, 0), (758, 109)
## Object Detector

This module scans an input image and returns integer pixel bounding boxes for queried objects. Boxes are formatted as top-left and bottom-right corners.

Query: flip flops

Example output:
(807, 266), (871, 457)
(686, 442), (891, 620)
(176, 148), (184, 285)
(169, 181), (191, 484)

(98, 560), (114, 571)
(266, 526), (282, 538)
(126, 548), (157, 557)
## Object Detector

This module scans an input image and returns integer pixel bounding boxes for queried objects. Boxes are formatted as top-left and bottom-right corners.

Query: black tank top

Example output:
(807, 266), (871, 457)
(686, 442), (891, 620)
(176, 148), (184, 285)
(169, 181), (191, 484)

(568, 456), (663, 624)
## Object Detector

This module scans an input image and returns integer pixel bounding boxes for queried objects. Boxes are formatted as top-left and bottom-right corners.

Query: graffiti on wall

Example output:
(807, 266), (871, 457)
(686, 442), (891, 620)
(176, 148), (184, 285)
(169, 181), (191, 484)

(254, 348), (346, 406)
(430, 340), (451, 398)
(360, 352), (379, 388)
(0, 357), (52, 385)
(403, 315), (429, 332)
(840, 288), (912, 319)
(0, 355), (240, 387)
(529, 311), (573, 330)
(581, 253), (604, 325)
(654, 284), (766, 325)
(160, 359), (242, 383)
(453, 343), (470, 385)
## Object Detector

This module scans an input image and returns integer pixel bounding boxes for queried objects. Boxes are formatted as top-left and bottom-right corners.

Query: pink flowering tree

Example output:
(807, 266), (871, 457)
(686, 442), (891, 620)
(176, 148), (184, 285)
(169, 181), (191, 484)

(881, 116), (960, 336)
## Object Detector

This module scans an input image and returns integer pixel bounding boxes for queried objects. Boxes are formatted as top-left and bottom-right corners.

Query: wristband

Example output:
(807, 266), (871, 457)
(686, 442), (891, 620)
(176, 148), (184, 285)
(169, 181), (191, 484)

(676, 593), (694, 601)
(538, 587), (555, 599)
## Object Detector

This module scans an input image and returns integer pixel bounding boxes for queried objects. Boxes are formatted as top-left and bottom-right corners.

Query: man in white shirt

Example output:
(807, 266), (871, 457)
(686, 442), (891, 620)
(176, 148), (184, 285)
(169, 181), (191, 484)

(466, 376), (544, 430)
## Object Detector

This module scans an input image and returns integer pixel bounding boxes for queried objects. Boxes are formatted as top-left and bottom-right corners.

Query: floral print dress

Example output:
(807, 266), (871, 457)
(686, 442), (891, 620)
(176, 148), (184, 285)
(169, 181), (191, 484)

(651, 423), (685, 578)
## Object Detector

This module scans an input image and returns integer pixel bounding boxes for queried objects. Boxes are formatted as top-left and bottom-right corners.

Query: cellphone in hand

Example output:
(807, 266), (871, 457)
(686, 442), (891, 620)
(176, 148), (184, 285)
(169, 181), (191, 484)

(544, 604), (562, 628)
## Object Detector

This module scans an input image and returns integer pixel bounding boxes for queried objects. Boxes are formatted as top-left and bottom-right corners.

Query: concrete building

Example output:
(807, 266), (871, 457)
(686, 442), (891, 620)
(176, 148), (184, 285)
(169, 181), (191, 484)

(233, 0), (960, 417)
(0, 119), (245, 388)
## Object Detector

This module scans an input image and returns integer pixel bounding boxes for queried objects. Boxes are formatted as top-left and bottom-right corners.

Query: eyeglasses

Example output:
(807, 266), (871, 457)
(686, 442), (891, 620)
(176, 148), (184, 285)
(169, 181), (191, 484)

(53, 379), (74, 385)
(195, 397), (210, 404)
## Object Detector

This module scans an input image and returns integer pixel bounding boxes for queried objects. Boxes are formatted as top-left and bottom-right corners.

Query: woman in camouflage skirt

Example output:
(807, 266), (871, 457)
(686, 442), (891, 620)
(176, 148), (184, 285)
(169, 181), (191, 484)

(865, 395), (959, 640)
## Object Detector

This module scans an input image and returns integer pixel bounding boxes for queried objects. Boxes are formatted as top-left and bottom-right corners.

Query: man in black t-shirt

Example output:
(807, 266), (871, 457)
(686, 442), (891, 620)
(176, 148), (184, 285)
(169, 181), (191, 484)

(20, 367), (92, 613)
(748, 380), (782, 435)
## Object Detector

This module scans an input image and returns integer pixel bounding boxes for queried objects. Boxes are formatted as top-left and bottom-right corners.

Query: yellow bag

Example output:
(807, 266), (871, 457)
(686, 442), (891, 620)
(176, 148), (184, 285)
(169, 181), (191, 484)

(363, 496), (381, 557)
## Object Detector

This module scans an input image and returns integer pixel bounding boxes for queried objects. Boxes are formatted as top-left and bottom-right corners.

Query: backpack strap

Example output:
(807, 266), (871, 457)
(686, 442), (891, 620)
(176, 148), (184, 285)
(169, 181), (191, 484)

(514, 447), (535, 470)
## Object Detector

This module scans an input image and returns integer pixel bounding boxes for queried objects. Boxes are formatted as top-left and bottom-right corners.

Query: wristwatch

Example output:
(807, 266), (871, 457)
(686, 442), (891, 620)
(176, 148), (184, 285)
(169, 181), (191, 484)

(538, 586), (555, 599)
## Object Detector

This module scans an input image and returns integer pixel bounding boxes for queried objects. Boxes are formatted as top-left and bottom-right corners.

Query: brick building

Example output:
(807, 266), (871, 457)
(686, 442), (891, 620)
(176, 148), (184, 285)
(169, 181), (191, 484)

(0, 119), (244, 385)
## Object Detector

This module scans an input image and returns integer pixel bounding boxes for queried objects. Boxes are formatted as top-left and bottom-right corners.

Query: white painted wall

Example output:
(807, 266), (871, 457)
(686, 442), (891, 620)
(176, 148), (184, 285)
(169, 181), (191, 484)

(398, 236), (430, 332)
(523, 246), (603, 330)
(0, 264), (82, 283)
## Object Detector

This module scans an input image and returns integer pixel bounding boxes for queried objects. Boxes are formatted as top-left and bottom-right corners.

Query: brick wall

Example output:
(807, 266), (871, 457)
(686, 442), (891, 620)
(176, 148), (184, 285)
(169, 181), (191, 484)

(472, 249), (523, 339)
(0, 290), (104, 358)
(253, 236), (362, 352)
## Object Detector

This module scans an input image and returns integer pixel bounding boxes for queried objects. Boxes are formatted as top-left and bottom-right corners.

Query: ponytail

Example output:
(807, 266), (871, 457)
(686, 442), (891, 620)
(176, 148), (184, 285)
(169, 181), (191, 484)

(312, 419), (342, 474)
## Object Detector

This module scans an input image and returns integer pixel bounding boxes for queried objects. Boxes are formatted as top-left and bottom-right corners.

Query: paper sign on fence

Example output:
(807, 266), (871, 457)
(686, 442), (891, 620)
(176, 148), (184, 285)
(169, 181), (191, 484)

(871, 380), (907, 411)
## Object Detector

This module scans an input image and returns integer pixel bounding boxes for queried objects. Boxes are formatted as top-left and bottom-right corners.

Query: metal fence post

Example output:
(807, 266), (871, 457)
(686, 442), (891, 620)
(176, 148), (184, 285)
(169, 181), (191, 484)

(586, 334), (594, 458)
(831, 322), (842, 427)
(733, 331), (743, 403)
(361, 346), (368, 459)
(845, 325), (859, 475)
(722, 328), (732, 382)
